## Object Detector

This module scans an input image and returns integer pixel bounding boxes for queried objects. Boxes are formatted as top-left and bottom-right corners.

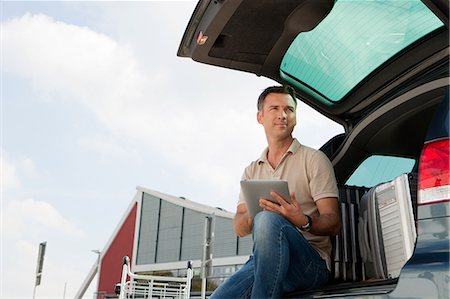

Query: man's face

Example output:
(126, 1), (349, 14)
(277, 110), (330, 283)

(257, 92), (297, 140)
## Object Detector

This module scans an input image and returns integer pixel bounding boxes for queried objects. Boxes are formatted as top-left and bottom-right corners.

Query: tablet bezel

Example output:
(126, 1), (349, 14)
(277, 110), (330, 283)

(240, 179), (291, 219)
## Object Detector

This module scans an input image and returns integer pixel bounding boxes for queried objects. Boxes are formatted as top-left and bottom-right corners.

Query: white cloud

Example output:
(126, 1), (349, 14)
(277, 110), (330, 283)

(1, 150), (42, 195)
(0, 149), (87, 297)
(2, 13), (150, 108)
(2, 239), (38, 298)
(3, 197), (83, 239)
(2, 238), (94, 299)
(1, 198), (86, 296)
(79, 135), (141, 161)
(1, 149), (20, 191)
(19, 157), (40, 179)
(295, 102), (344, 149)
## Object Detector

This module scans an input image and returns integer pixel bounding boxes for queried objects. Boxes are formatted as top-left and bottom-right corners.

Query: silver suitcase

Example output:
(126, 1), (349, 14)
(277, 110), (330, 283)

(358, 173), (417, 279)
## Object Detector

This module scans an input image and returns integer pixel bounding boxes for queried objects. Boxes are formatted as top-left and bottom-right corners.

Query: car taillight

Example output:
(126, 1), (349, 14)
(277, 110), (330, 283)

(418, 138), (450, 205)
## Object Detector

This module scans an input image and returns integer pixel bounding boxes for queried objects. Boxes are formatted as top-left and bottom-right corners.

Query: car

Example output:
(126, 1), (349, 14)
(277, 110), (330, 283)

(177, 0), (449, 298)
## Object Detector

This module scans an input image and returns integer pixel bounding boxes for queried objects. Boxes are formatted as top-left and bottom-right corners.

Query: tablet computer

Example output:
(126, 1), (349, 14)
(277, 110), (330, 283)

(240, 179), (290, 219)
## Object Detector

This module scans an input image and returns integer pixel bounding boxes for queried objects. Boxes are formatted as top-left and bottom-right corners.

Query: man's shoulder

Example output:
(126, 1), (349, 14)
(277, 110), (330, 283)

(293, 144), (333, 170)
(295, 142), (324, 158)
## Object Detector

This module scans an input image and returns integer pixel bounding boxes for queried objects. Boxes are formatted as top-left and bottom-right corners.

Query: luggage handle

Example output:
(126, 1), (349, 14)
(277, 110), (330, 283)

(358, 211), (371, 262)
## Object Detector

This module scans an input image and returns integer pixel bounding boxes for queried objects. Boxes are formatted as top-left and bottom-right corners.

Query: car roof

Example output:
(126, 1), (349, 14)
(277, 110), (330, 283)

(177, 0), (449, 129)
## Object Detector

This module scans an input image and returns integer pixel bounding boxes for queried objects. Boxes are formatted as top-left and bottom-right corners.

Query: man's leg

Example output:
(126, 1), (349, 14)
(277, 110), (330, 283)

(209, 256), (255, 299)
(251, 211), (329, 298)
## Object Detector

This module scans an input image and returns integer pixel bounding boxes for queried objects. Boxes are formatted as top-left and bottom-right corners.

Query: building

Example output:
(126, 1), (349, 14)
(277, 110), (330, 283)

(75, 186), (252, 299)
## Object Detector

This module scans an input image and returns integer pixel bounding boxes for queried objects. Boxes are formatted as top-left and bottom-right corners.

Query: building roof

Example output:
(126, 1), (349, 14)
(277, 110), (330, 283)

(137, 186), (234, 219)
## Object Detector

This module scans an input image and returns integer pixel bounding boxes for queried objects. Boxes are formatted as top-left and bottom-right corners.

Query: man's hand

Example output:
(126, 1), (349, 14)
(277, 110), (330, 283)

(233, 203), (253, 237)
(259, 192), (309, 227)
(259, 193), (341, 236)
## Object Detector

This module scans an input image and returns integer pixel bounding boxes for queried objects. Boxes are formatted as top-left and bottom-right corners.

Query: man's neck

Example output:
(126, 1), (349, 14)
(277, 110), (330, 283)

(266, 137), (294, 169)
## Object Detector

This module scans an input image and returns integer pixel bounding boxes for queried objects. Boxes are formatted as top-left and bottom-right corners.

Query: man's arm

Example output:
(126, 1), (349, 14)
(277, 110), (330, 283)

(307, 197), (340, 236)
(259, 193), (340, 236)
(233, 203), (253, 237)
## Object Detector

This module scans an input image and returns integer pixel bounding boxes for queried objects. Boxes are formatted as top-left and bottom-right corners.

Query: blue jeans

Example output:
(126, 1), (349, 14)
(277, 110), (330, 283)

(210, 211), (329, 299)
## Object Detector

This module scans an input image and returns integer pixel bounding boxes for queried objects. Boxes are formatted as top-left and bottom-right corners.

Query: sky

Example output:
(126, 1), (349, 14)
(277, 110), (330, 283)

(0, 1), (343, 298)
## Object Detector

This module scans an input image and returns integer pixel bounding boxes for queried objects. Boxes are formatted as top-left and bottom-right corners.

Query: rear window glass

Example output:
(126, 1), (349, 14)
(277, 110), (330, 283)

(346, 155), (415, 187)
(280, 0), (444, 104)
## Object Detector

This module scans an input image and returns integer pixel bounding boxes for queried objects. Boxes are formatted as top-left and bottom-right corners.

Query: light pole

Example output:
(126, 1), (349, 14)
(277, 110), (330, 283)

(201, 216), (214, 299)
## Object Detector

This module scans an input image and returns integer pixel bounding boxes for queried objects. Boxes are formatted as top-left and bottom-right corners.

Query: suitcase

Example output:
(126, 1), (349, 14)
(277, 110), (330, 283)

(358, 173), (417, 279)
(332, 185), (369, 282)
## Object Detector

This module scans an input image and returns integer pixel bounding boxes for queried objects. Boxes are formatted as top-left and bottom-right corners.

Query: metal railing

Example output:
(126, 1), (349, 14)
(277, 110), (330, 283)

(118, 256), (193, 299)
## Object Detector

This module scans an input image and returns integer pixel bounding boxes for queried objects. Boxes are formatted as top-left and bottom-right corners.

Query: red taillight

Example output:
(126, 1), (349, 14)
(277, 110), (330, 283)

(418, 138), (450, 205)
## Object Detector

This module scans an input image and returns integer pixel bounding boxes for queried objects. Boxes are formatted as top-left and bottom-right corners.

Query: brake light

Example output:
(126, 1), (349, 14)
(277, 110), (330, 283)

(197, 31), (208, 45)
(418, 138), (450, 205)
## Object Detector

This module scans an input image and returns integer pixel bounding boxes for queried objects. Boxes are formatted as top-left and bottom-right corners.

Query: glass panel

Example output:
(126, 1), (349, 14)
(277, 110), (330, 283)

(346, 155), (415, 187)
(280, 0), (444, 103)
(136, 193), (160, 265)
(181, 209), (207, 261)
(213, 217), (237, 258)
(156, 201), (183, 263)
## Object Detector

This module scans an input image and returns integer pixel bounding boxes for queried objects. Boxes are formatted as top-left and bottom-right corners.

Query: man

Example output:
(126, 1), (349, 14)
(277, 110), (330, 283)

(210, 85), (340, 298)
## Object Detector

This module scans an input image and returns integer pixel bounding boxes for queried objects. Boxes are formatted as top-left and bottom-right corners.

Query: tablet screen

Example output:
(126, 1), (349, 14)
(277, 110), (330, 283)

(240, 180), (290, 219)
